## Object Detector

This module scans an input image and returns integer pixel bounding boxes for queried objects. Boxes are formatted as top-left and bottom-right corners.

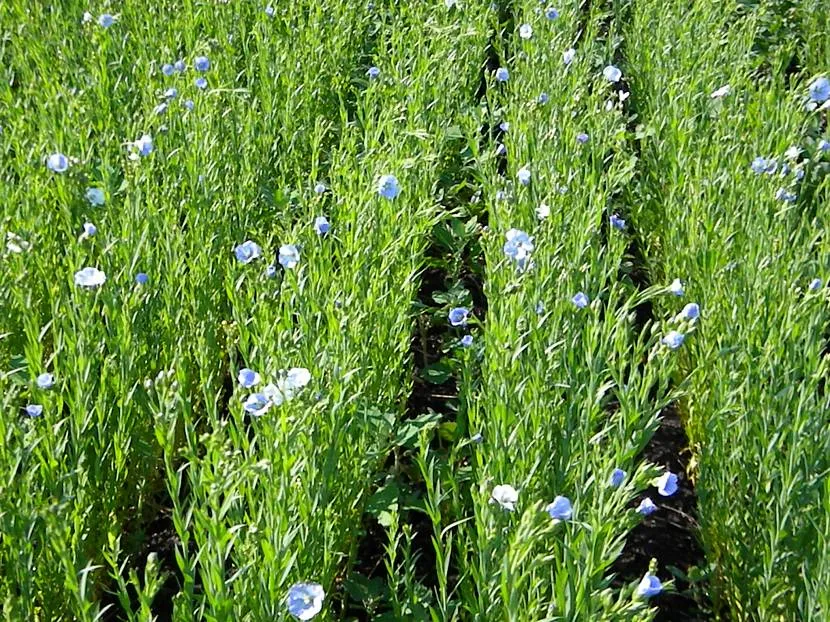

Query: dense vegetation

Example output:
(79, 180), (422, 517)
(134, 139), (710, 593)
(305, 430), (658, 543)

(1, 1), (828, 620)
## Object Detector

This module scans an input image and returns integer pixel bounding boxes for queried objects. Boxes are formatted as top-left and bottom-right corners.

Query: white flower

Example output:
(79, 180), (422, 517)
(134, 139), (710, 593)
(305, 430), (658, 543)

(490, 484), (518, 511)
(278, 244), (300, 269)
(74, 267), (106, 288)
(710, 84), (730, 98)
(536, 202), (550, 220)
(519, 23), (533, 39)
(603, 65), (621, 83)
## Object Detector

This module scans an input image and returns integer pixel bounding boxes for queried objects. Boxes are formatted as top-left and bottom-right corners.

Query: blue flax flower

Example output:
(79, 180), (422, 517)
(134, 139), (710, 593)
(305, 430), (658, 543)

(377, 174), (400, 199)
(36, 373), (54, 390)
(636, 573), (663, 599)
(194, 56), (210, 72)
(25, 404), (43, 418)
(609, 468), (626, 488)
(286, 582), (325, 620)
(546, 496), (573, 521)
(495, 67), (509, 82)
(449, 307), (469, 327)
(637, 497), (657, 515)
(572, 291), (589, 309)
(656, 471), (678, 496)
(662, 330), (684, 350)
(238, 368), (261, 388)
(234, 240), (261, 264)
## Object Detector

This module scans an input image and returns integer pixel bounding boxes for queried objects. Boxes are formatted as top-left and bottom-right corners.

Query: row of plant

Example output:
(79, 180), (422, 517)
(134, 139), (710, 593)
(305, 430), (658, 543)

(623, 0), (830, 618)
(367, 0), (698, 619)
(0, 0), (487, 618)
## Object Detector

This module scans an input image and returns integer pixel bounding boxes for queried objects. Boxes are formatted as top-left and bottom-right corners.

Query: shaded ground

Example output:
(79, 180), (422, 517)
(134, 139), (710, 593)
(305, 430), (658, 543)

(612, 406), (709, 621)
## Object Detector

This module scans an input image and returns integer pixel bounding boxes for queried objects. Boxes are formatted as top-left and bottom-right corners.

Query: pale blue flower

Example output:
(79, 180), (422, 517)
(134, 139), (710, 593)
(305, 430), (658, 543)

(662, 330), (684, 350)
(377, 174), (400, 199)
(243, 393), (271, 417)
(265, 264), (277, 278)
(808, 76), (830, 103)
(563, 48), (576, 65)
(36, 373), (54, 390)
(794, 167), (805, 181)
(603, 65), (622, 83)
(490, 484), (518, 511)
(195, 77), (207, 89)
(367, 66), (380, 79)
(153, 102), (168, 116)
(535, 300), (545, 315)
(656, 471), (678, 496)
(669, 278), (684, 296)
(238, 368), (261, 388)
(174, 59), (186, 72)
(765, 159), (778, 174)
(194, 56), (210, 72)
(495, 142), (507, 156)
(279, 244), (300, 269)
(314, 182), (327, 194)
(74, 267), (106, 288)
(234, 240), (262, 264)
(750, 157), (767, 174)
(135, 134), (153, 156)
(576, 132), (589, 144)
(286, 582), (325, 620)
(265, 5), (275, 16)
(610, 214), (626, 230)
(499, 121), (510, 132)
(819, 139), (830, 152)
(183, 99), (195, 110)
(86, 187), (105, 205)
(98, 14), (116, 28)
(545, 7), (559, 19)
(162, 63), (175, 76)
(503, 229), (534, 271)
(449, 307), (469, 327)
(517, 165), (531, 186)
(637, 497), (657, 515)
(809, 278), (823, 291)
(495, 67), (509, 82)
(609, 468), (626, 488)
(164, 87), (178, 99)
(636, 573), (662, 599)
(470, 432), (484, 444)
(677, 302), (699, 321)
(572, 291), (589, 309)
(135, 272), (149, 285)
(775, 187), (797, 203)
(519, 23), (533, 39)
(538, 92), (549, 104)
(46, 153), (69, 173)
(25, 404), (43, 418)
(314, 216), (330, 236)
(461, 334), (474, 347)
(81, 222), (97, 238)
(545, 496), (573, 521)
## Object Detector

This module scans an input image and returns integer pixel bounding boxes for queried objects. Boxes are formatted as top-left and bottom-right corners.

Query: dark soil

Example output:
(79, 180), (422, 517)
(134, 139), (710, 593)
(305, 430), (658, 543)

(100, 502), (183, 622)
(612, 406), (709, 621)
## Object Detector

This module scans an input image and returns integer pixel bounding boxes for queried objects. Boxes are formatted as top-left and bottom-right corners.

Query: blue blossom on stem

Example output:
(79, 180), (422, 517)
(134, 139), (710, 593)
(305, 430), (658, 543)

(572, 291), (589, 309)
(545, 496), (573, 521)
(609, 468), (626, 488)
(636, 573), (663, 599)
(656, 471), (678, 496)
(661, 330), (684, 350)
(637, 497), (657, 515)
(36, 373), (54, 390)
(234, 240), (262, 264)
(377, 174), (400, 199)
(286, 582), (325, 620)
(449, 307), (469, 327)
